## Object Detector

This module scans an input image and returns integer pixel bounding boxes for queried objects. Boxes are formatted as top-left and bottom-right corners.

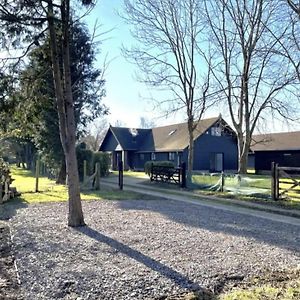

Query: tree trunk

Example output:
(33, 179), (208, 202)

(47, 0), (84, 227)
(239, 150), (248, 174)
(56, 159), (66, 184)
(237, 133), (249, 174)
(187, 117), (194, 184)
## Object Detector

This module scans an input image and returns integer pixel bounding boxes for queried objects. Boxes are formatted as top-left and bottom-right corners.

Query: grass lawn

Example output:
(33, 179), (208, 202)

(191, 172), (300, 210)
(184, 269), (300, 300)
(112, 170), (149, 179)
(10, 167), (159, 203)
(219, 269), (300, 300)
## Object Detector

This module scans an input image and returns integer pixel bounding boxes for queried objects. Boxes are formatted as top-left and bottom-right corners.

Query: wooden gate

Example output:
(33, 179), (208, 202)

(271, 162), (300, 200)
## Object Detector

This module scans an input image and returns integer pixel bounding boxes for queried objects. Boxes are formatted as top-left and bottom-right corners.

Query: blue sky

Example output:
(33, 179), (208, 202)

(83, 1), (299, 132)
(84, 0), (193, 128)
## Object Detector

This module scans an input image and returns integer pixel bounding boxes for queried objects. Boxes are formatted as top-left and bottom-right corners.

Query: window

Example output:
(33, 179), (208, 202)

(139, 153), (145, 161)
(211, 127), (222, 136)
(168, 129), (177, 136)
(151, 152), (156, 160)
(169, 152), (175, 161)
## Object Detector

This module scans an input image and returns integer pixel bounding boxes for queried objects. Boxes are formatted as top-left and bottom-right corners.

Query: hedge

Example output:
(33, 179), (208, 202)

(144, 160), (175, 176)
(92, 152), (110, 177)
(76, 146), (110, 181)
(76, 147), (94, 181)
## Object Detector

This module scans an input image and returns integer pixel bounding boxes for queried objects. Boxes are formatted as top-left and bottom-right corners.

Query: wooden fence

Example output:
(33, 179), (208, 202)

(150, 163), (186, 188)
(271, 162), (300, 200)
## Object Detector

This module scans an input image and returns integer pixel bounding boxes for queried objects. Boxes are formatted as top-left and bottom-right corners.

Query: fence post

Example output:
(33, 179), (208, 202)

(94, 162), (100, 190)
(271, 162), (276, 200)
(180, 162), (186, 188)
(275, 163), (279, 200)
(0, 180), (3, 204)
(271, 162), (280, 200)
(118, 160), (123, 190)
(83, 160), (87, 183)
(220, 172), (224, 192)
(150, 163), (154, 181)
(35, 155), (40, 193)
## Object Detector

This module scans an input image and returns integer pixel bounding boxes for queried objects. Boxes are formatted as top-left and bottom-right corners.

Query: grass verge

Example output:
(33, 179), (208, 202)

(10, 167), (161, 203)
(168, 268), (300, 300)
(219, 268), (300, 300)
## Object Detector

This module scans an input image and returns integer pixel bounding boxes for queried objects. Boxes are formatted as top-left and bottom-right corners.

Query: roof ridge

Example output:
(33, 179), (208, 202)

(152, 116), (220, 130)
(253, 130), (300, 137)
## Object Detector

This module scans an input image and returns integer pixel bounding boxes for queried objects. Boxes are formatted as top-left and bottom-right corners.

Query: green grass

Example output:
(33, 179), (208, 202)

(112, 170), (149, 179)
(182, 269), (300, 300)
(10, 167), (159, 203)
(219, 269), (300, 300)
(192, 173), (271, 190)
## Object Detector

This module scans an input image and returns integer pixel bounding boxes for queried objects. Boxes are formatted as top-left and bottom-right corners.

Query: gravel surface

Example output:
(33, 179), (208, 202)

(7, 199), (300, 299)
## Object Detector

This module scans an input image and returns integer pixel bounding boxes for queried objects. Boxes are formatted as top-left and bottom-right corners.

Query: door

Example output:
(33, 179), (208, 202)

(210, 153), (224, 172)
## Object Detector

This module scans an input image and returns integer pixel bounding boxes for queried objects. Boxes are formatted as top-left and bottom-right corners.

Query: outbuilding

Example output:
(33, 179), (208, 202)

(251, 131), (300, 173)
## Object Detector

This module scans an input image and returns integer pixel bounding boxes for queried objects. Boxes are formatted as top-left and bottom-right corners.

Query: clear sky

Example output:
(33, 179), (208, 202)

(83, 1), (300, 132)
(84, 0), (194, 128)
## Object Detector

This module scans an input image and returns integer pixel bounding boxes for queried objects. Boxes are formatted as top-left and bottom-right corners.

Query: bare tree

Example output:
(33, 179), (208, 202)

(286, 0), (300, 17)
(82, 118), (109, 151)
(139, 117), (155, 129)
(204, 0), (299, 174)
(123, 0), (213, 180)
(279, 1), (300, 81)
(114, 119), (126, 127)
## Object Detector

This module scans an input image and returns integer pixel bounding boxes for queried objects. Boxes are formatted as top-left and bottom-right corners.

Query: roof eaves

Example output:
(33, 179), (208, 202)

(109, 127), (124, 151)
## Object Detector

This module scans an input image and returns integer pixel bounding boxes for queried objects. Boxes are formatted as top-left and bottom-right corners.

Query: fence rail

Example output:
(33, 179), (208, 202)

(271, 162), (300, 200)
(150, 163), (186, 188)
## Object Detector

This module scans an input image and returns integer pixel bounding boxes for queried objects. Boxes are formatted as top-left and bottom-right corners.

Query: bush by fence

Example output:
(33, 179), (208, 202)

(0, 157), (15, 203)
(76, 146), (110, 181)
(144, 160), (175, 176)
(76, 147), (94, 181)
(92, 152), (110, 177)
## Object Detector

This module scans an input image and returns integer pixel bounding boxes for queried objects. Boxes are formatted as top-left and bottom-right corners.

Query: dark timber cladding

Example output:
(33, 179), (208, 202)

(99, 116), (238, 172)
(251, 131), (300, 173)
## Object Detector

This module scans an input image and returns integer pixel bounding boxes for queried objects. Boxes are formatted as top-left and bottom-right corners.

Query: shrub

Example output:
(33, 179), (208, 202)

(76, 147), (94, 181)
(92, 152), (110, 177)
(144, 160), (175, 176)
(0, 157), (10, 182)
(0, 157), (12, 198)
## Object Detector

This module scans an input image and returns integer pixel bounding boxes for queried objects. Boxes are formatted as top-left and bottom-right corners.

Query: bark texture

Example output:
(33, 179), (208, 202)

(47, 0), (84, 227)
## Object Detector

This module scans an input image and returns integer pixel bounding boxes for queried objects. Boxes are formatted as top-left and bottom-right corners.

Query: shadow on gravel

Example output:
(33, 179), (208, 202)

(116, 200), (300, 253)
(76, 226), (204, 293)
(0, 222), (21, 300)
(0, 199), (28, 221)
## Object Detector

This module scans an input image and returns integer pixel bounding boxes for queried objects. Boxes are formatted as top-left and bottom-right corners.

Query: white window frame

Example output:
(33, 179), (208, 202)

(211, 127), (222, 136)
(151, 152), (156, 160)
(168, 152), (175, 161)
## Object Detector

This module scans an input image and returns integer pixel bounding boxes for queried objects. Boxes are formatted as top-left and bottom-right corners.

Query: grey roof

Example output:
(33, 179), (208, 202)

(251, 131), (300, 151)
(140, 117), (220, 151)
(100, 117), (223, 152)
(110, 127), (151, 150)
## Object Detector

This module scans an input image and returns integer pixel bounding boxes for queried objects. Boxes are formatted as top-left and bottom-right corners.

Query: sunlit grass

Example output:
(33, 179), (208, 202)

(220, 273), (300, 300)
(10, 166), (159, 203)
(112, 170), (149, 179)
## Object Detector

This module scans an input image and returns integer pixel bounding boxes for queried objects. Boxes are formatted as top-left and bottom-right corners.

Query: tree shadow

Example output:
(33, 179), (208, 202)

(0, 197), (28, 221)
(116, 200), (300, 253)
(75, 225), (205, 294)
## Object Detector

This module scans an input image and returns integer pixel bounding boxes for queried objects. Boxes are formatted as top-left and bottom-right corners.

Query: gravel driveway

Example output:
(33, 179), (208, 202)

(8, 199), (300, 299)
